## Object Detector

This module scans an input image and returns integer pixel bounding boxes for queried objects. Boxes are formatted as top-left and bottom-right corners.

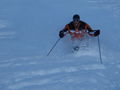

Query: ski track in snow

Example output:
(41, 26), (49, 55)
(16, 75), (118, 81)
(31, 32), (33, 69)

(0, 20), (8, 29)
(0, 32), (16, 39)
(0, 56), (120, 90)
(0, 20), (16, 39)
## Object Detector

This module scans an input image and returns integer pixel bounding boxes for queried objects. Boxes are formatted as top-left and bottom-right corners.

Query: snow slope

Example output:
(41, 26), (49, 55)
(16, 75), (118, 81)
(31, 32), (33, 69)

(0, 56), (120, 90)
(0, 0), (120, 90)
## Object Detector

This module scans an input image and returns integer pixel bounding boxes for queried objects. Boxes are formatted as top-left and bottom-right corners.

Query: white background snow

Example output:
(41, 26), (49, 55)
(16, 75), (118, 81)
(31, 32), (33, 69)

(0, 0), (120, 90)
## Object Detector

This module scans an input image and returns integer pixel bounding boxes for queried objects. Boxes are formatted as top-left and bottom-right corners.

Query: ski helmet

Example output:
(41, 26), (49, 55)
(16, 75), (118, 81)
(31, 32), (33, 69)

(73, 14), (80, 22)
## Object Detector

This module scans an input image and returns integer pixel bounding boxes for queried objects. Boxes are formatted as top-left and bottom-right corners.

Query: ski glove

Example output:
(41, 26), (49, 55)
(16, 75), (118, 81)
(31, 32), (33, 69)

(94, 30), (100, 37)
(59, 31), (64, 38)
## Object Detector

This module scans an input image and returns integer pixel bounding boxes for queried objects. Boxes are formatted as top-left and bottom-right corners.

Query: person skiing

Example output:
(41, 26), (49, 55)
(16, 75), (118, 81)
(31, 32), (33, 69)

(59, 14), (100, 51)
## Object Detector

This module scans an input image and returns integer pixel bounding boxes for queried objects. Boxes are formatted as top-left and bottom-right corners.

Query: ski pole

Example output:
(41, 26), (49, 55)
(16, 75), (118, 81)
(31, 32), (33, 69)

(97, 36), (102, 64)
(47, 38), (61, 56)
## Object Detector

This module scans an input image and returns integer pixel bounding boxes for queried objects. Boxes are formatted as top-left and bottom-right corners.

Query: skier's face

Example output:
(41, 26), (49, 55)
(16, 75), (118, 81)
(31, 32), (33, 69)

(73, 19), (79, 25)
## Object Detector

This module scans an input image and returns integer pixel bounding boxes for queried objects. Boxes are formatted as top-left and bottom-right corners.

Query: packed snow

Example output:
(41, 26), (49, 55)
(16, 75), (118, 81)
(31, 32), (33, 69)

(0, 0), (120, 90)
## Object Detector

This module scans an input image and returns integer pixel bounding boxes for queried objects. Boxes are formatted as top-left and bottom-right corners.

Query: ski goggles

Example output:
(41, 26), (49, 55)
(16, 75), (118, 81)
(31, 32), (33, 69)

(73, 18), (80, 22)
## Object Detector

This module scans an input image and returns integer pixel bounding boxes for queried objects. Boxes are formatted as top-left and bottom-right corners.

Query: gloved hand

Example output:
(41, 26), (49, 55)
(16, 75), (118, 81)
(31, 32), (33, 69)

(94, 30), (100, 36)
(59, 31), (64, 38)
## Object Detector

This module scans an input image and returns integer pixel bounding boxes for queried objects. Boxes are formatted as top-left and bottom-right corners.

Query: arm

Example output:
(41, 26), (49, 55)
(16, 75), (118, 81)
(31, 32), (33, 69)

(85, 24), (94, 32)
(62, 24), (70, 32)
(59, 24), (70, 38)
(85, 24), (100, 37)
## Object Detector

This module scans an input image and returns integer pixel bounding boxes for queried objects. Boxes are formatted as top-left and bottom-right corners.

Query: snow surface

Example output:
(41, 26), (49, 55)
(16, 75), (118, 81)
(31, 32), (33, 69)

(0, 0), (120, 90)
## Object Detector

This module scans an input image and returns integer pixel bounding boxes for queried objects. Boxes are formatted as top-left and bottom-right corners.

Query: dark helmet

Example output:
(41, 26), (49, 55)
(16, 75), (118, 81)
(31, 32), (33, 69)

(73, 14), (80, 21)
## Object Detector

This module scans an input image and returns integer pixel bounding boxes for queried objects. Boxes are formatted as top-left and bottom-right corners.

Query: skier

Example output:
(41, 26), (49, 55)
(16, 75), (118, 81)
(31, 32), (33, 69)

(59, 14), (100, 51)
